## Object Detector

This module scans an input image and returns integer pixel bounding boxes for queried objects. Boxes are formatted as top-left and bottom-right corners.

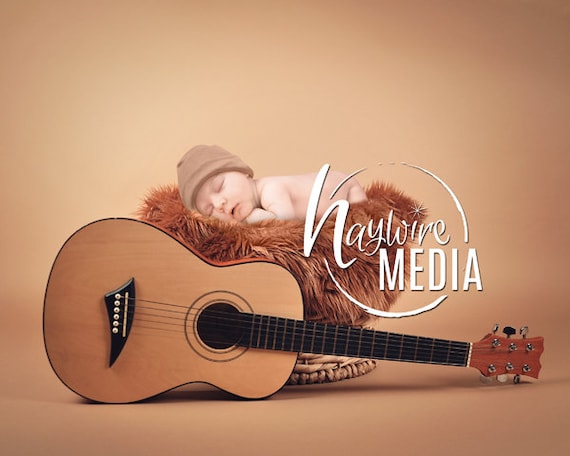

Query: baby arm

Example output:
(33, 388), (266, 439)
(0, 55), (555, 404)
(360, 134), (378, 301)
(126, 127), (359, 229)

(245, 208), (277, 223)
(244, 179), (297, 222)
(244, 192), (297, 223)
(260, 186), (297, 220)
(244, 199), (295, 222)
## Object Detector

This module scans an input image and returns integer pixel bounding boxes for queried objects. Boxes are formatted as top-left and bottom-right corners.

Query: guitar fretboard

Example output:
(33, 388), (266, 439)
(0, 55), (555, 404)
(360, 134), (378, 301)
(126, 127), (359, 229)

(240, 313), (471, 367)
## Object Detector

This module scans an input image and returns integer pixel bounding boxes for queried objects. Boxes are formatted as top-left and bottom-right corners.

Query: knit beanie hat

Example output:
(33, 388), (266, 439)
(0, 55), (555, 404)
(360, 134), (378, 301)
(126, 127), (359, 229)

(177, 145), (254, 210)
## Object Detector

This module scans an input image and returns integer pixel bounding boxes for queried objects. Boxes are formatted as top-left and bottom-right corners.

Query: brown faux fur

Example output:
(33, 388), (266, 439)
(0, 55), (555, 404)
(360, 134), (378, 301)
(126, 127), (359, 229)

(136, 182), (425, 326)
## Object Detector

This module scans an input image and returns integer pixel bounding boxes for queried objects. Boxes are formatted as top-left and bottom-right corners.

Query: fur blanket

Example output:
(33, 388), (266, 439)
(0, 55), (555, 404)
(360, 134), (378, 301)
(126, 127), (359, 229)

(136, 182), (424, 326)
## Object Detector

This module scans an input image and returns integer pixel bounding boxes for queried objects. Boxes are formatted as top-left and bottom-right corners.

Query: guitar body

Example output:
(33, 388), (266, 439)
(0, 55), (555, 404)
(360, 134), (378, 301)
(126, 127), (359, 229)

(44, 218), (304, 403)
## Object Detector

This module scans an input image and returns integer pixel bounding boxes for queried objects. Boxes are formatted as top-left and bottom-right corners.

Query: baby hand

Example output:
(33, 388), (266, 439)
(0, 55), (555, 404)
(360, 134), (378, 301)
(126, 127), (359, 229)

(245, 208), (277, 223)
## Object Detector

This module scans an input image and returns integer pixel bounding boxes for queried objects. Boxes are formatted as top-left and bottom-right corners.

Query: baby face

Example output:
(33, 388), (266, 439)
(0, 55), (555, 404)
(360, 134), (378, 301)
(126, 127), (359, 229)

(194, 171), (258, 222)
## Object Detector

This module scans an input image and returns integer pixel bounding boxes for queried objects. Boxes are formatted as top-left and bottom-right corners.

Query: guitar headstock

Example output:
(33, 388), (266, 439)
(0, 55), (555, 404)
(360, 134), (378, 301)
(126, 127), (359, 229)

(469, 325), (544, 384)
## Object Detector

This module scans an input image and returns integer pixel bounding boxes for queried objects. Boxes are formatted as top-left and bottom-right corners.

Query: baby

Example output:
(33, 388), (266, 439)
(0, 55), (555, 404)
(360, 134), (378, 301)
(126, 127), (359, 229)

(177, 145), (367, 223)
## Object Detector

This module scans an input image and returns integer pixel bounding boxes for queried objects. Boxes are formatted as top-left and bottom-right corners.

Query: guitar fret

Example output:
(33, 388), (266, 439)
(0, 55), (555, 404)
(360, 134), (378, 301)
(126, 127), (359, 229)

(255, 315), (263, 348)
(322, 324), (336, 354)
(292, 320), (303, 352)
(290, 320), (297, 352)
(461, 344), (468, 366)
(248, 314), (256, 348)
(300, 321), (308, 352)
(345, 327), (362, 357)
(281, 318), (289, 351)
(414, 336), (429, 363)
(385, 333), (404, 360)
(397, 336), (406, 359)
(271, 317), (280, 351)
(344, 327), (351, 356)
(253, 314), (263, 349)
(263, 316), (271, 350)
(272, 316), (279, 351)
(381, 332), (389, 359)
(356, 329), (362, 356)
(265, 315), (273, 350)
(359, 328), (373, 359)
(400, 335), (418, 362)
(255, 315), (262, 349)
(299, 320), (307, 353)
(332, 325), (339, 355)
(263, 316), (272, 350)
(308, 321), (318, 353)
(262, 315), (271, 350)
(334, 326), (347, 356)
(310, 322), (317, 353)
(448, 341), (469, 366)
(462, 346), (468, 366)
(370, 331), (387, 360)
(432, 338), (452, 365)
(321, 323), (328, 354)
(348, 329), (362, 356)
(413, 335), (419, 361)
(273, 318), (287, 350)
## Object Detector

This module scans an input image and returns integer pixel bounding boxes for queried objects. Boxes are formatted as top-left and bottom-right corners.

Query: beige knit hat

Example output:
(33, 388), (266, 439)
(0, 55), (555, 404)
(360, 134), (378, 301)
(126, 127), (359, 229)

(177, 145), (254, 210)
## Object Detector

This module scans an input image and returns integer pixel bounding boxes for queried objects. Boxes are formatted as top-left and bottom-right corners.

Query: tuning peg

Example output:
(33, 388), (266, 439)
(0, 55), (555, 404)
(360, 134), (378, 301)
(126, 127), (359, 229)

(492, 323), (499, 334)
(502, 326), (516, 338)
(496, 374), (509, 383)
(520, 326), (529, 338)
(479, 374), (493, 384)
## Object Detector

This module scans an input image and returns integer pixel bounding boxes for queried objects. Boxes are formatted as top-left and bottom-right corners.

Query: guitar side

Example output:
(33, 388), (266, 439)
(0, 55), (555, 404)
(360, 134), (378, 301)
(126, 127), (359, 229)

(43, 218), (304, 403)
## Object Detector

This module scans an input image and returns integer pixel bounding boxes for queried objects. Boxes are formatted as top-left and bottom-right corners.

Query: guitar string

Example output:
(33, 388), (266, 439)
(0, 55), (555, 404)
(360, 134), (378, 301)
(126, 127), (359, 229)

(112, 297), (481, 361)
(108, 292), (535, 362)
(131, 297), (521, 358)
(132, 326), (469, 364)
(130, 314), (522, 371)
(127, 298), (508, 357)
(134, 302), (535, 374)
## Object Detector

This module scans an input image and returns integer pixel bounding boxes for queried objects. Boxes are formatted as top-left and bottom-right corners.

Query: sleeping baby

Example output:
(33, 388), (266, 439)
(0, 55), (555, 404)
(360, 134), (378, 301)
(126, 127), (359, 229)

(177, 145), (367, 223)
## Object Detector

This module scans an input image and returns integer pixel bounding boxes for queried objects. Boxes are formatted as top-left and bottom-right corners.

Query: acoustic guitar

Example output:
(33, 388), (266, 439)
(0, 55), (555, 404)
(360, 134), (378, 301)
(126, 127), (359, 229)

(43, 218), (543, 403)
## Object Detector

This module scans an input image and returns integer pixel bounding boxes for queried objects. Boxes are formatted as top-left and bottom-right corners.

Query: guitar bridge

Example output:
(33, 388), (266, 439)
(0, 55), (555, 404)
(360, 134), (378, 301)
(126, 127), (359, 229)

(104, 278), (135, 367)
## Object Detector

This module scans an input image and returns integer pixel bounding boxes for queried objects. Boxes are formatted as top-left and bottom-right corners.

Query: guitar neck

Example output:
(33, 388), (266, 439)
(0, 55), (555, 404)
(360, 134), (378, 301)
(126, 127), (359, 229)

(238, 313), (471, 367)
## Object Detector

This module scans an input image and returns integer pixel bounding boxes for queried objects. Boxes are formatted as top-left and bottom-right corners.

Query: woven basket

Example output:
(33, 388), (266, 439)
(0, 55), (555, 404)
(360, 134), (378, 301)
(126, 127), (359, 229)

(289, 353), (376, 385)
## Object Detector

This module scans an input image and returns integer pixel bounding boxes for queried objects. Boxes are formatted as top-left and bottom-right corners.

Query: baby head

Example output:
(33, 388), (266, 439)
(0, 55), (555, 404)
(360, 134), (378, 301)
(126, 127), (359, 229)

(177, 145), (257, 222)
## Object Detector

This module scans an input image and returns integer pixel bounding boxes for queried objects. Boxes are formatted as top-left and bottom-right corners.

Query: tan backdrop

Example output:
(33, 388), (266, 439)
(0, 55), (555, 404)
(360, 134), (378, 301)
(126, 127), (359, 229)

(1, 1), (568, 455)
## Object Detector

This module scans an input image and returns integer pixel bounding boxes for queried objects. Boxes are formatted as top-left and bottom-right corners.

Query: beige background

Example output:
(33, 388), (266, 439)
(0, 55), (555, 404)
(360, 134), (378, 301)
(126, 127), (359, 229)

(1, 0), (569, 454)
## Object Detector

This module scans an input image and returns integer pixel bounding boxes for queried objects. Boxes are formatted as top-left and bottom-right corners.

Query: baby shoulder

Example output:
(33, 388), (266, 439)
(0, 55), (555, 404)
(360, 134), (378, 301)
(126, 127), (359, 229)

(257, 176), (291, 194)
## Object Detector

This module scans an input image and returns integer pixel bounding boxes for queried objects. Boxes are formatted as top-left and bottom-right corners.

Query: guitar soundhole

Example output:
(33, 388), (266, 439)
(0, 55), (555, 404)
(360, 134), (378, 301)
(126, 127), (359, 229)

(196, 303), (244, 350)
